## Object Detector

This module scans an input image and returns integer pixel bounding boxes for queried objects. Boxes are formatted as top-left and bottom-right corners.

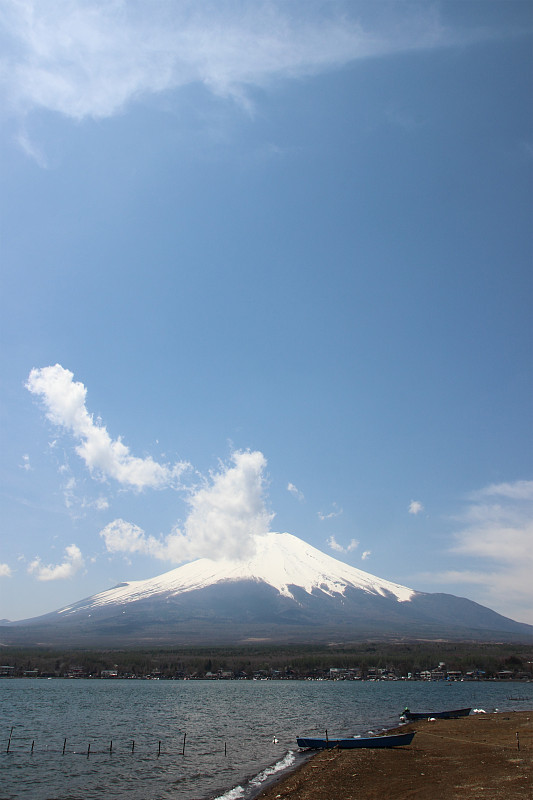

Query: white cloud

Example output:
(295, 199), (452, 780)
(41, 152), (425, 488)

(318, 504), (343, 521)
(26, 364), (189, 490)
(287, 482), (304, 501)
(166, 449), (273, 561)
(93, 496), (109, 511)
(63, 475), (77, 508)
(327, 535), (344, 553)
(16, 127), (49, 168)
(361, 550), (371, 560)
(428, 479), (533, 624)
(0, 563), (12, 577)
(0, 1), (462, 124)
(408, 500), (423, 515)
(101, 449), (273, 563)
(19, 454), (32, 471)
(327, 535), (359, 554)
(100, 519), (165, 558)
(469, 480), (533, 502)
(28, 544), (84, 581)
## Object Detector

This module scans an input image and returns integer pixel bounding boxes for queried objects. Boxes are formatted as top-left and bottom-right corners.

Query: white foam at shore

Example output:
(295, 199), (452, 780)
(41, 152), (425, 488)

(213, 786), (245, 800)
(213, 750), (296, 800)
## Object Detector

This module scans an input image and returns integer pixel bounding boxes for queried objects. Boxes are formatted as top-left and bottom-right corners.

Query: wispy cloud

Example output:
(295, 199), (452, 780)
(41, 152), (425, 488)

(327, 535), (344, 553)
(425, 479), (533, 624)
(318, 503), (343, 521)
(16, 127), (49, 168)
(361, 550), (371, 560)
(451, 481), (533, 568)
(92, 496), (109, 511)
(26, 364), (189, 490)
(0, 563), (12, 577)
(327, 535), (358, 554)
(19, 454), (32, 471)
(469, 480), (533, 502)
(101, 449), (273, 563)
(62, 475), (77, 509)
(28, 543), (84, 581)
(0, 1), (463, 124)
(287, 482), (304, 501)
(408, 500), (424, 515)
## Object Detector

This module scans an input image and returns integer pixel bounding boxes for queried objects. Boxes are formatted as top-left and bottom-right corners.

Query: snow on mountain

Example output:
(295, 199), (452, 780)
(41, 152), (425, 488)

(60, 531), (415, 614)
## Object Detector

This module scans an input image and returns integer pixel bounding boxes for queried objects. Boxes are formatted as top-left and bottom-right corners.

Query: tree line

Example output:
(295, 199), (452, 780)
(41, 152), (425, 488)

(2, 640), (532, 679)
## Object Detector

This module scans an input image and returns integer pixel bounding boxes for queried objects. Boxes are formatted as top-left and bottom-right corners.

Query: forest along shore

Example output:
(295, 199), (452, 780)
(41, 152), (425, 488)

(254, 710), (532, 800)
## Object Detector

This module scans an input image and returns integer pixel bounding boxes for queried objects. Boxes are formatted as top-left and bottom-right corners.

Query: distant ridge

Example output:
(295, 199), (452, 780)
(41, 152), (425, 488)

(3, 532), (532, 646)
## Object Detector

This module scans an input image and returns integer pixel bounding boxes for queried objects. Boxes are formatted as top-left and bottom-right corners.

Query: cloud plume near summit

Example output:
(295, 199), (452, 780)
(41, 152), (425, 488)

(100, 450), (273, 564)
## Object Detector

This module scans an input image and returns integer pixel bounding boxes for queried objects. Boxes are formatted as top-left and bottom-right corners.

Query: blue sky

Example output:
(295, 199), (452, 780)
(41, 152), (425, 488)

(1, 1), (532, 625)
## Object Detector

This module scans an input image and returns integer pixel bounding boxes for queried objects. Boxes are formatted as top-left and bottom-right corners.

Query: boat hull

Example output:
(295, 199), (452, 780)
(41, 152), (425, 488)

(402, 707), (471, 721)
(297, 731), (415, 749)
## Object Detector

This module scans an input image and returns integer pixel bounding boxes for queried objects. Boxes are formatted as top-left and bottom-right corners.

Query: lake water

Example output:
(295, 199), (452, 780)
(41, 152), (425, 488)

(1, 678), (532, 800)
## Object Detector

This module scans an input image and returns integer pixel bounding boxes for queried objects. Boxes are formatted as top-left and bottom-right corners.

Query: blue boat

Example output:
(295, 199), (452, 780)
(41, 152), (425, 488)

(296, 731), (415, 749)
(401, 707), (471, 721)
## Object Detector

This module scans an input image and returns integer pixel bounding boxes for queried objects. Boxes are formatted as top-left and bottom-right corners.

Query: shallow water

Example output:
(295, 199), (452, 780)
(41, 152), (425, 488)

(1, 678), (531, 800)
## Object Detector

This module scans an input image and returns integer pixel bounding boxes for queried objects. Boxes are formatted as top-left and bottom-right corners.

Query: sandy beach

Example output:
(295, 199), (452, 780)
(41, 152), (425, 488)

(255, 710), (532, 800)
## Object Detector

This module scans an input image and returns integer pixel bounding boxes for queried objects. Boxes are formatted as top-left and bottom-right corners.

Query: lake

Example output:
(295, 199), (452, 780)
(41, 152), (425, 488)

(1, 678), (532, 800)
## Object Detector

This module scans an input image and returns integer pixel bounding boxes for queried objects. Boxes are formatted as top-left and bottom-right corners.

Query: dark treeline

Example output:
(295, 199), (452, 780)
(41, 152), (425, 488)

(2, 641), (533, 679)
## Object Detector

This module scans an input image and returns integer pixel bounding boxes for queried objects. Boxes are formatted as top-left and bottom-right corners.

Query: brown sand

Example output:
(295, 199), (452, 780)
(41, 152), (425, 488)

(255, 710), (532, 800)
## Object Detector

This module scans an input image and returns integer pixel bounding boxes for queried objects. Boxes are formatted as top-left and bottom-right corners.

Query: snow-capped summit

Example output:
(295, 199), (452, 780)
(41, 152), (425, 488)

(61, 531), (414, 614)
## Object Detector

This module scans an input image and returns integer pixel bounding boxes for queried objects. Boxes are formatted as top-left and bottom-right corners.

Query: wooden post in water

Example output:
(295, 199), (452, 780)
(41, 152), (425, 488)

(31, 740), (35, 754)
(182, 733), (186, 756)
(516, 732), (520, 751)
(63, 738), (67, 755)
(7, 727), (13, 753)
(110, 740), (113, 754)
(325, 729), (329, 746)
(87, 743), (91, 758)
(224, 741), (227, 757)
(131, 740), (135, 753)
(158, 740), (161, 757)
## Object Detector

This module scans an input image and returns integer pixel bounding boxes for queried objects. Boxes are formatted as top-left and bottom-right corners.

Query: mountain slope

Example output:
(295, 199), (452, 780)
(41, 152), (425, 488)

(3, 532), (532, 646)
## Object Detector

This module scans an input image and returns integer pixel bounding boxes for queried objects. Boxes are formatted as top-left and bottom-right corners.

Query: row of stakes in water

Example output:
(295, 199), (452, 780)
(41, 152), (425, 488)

(4, 730), (233, 757)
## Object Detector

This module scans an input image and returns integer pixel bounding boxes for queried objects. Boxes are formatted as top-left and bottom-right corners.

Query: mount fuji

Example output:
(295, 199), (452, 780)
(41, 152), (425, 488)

(3, 532), (532, 645)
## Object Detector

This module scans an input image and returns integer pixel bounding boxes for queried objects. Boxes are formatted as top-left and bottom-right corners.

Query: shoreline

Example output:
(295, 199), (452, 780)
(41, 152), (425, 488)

(251, 710), (532, 800)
